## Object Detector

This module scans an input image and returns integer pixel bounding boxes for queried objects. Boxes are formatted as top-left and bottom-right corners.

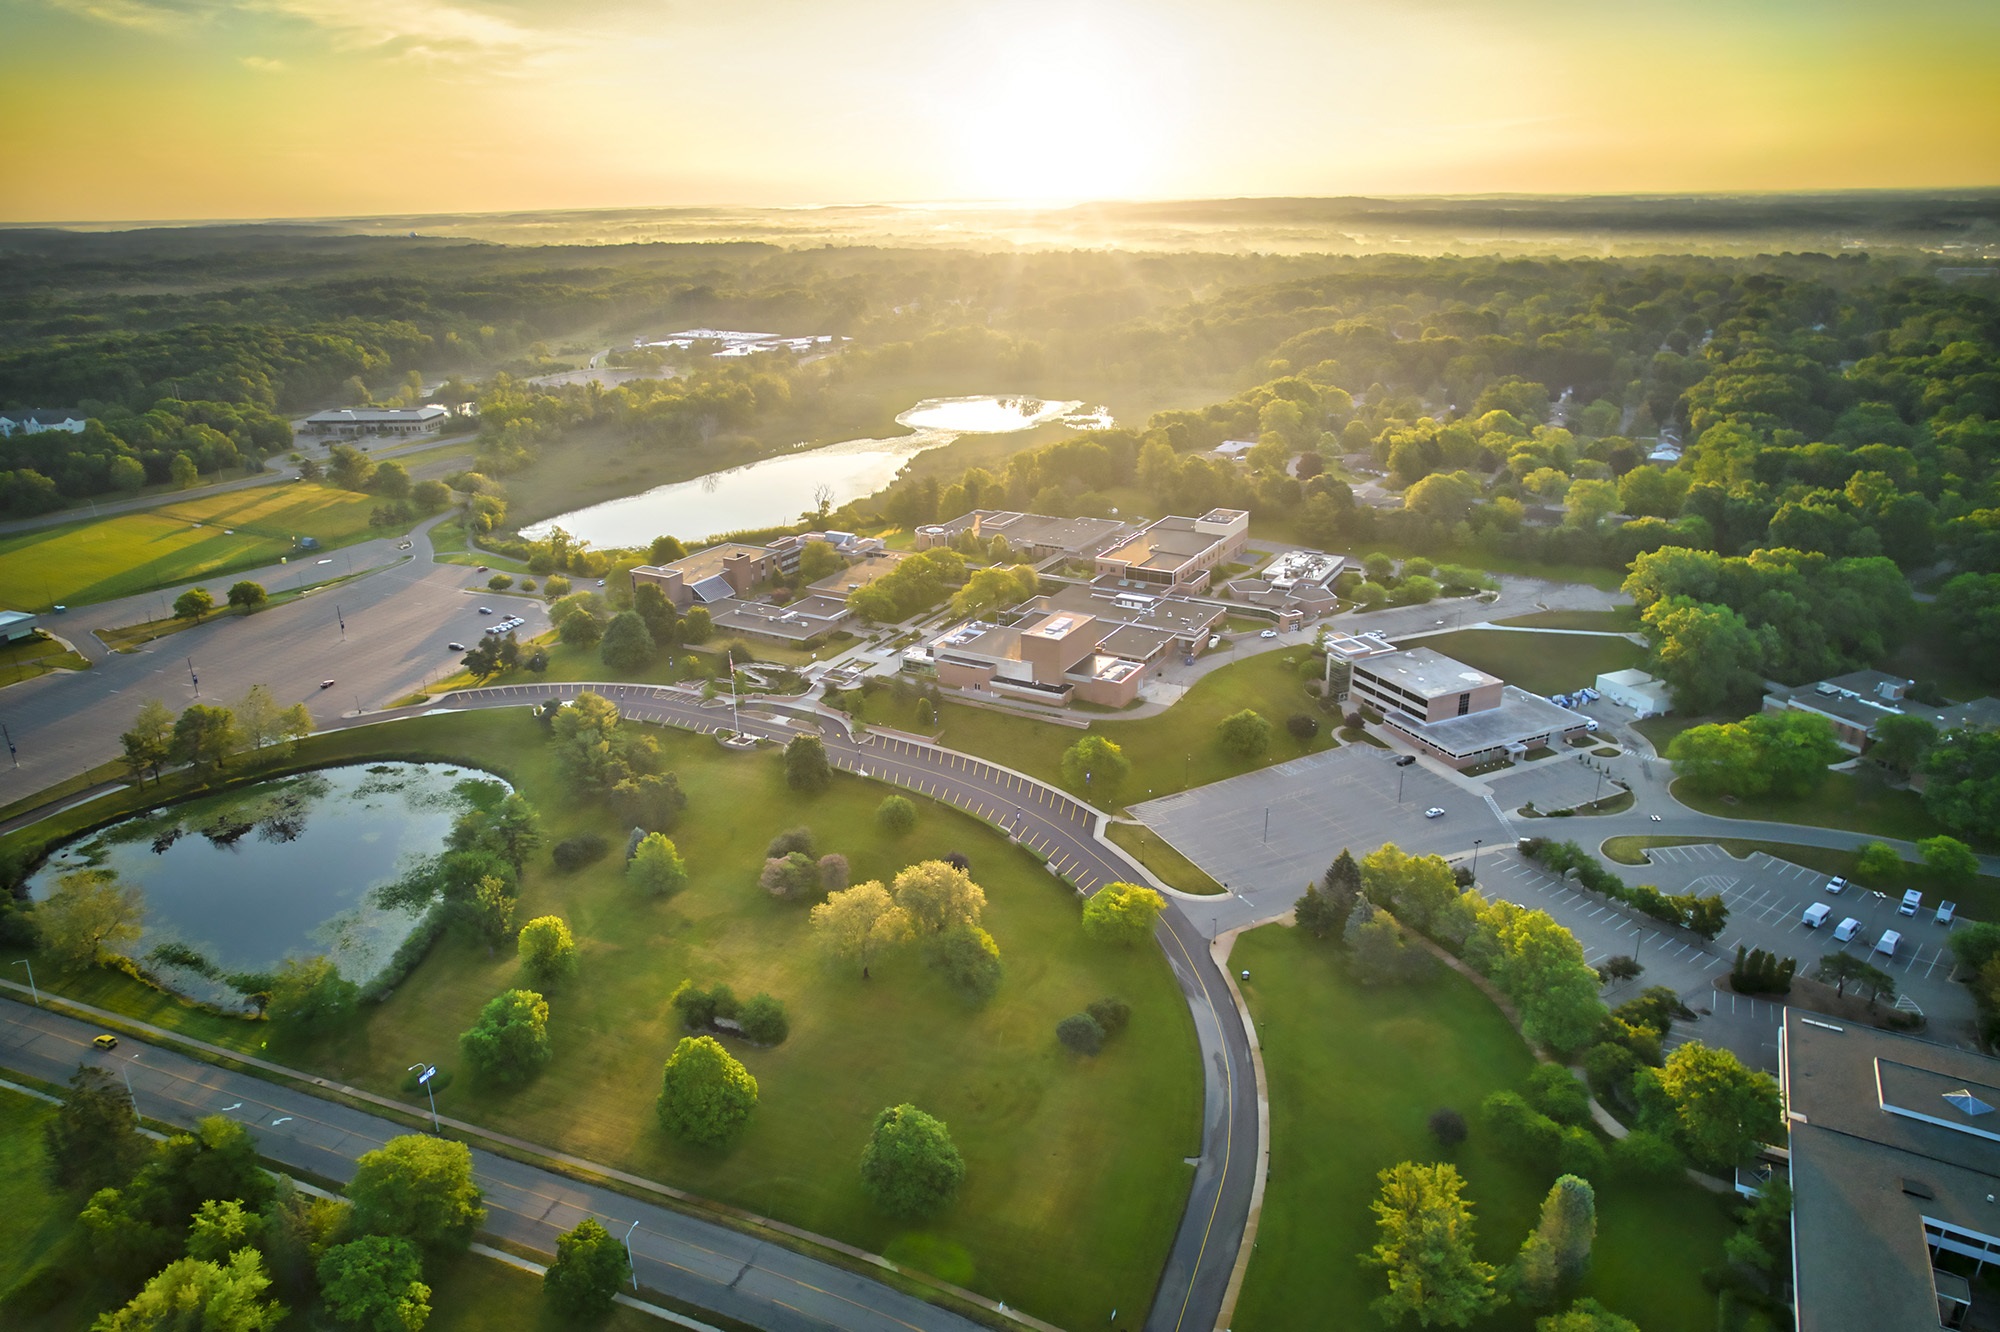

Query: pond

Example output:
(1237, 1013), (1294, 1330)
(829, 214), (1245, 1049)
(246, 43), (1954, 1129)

(28, 762), (499, 1007)
(520, 393), (1111, 548)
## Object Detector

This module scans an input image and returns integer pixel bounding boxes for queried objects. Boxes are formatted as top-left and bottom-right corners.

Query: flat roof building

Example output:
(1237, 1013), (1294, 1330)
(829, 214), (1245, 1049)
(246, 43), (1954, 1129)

(915, 510), (1134, 561)
(303, 405), (452, 437)
(1765, 671), (2000, 755)
(1782, 1008), (2000, 1332)
(1094, 508), (1249, 592)
(1595, 668), (1672, 719)
(0, 610), (40, 643)
(1350, 647), (1592, 767)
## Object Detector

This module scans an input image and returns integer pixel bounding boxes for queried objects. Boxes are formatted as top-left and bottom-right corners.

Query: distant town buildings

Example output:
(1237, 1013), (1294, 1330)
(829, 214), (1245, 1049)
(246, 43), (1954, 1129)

(1094, 508), (1249, 593)
(303, 405), (452, 437)
(915, 510), (1133, 562)
(627, 529), (892, 646)
(0, 409), (87, 436)
(638, 329), (847, 359)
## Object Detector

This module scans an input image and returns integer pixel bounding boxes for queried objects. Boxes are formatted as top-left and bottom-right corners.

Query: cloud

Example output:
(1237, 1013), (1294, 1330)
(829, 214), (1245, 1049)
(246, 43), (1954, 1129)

(239, 54), (287, 71)
(43, 0), (193, 30)
(41, 0), (552, 58)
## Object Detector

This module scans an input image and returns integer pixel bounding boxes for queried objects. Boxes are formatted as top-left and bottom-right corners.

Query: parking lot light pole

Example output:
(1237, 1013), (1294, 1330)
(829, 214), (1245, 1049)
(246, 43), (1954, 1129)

(408, 1063), (440, 1132)
(11, 958), (36, 1004)
(624, 1220), (641, 1291)
(1472, 839), (1483, 879)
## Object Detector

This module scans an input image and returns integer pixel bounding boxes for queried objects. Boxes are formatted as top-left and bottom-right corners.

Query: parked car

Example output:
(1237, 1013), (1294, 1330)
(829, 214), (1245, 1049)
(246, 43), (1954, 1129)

(1833, 917), (1862, 942)
(1900, 889), (1923, 917)
(1937, 900), (1958, 926)
(447, 642), (465, 652)
(1259, 629), (1278, 639)
(1424, 807), (1446, 819)
(1802, 903), (1831, 928)
(92, 1034), (119, 1050)
(1826, 876), (1847, 894)
(477, 606), (493, 615)
(1875, 929), (1902, 958)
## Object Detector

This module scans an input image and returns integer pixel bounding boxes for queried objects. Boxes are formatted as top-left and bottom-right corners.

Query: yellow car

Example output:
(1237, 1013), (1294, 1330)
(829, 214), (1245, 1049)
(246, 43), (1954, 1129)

(92, 1034), (119, 1050)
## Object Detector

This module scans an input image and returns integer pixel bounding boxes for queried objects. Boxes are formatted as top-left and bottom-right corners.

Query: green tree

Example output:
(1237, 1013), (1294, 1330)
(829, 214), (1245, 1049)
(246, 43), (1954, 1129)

(810, 881), (912, 978)
(1741, 711), (1843, 797)
(1514, 1174), (1596, 1306)
(169, 452), (199, 488)
(412, 479), (451, 512)
(543, 1218), (627, 1321)
(1060, 734), (1130, 800)
(888, 859), (986, 935)
(120, 698), (176, 785)
(1217, 708), (1273, 760)
(657, 1035), (759, 1147)
(627, 832), (689, 898)
(174, 586), (216, 621)
(1667, 722), (1765, 797)
(1814, 952), (1897, 1004)
(876, 795), (917, 835)
(1855, 840), (1904, 884)
(317, 1235), (431, 1332)
(1535, 1299), (1640, 1332)
(599, 610), (655, 671)
(860, 1104), (965, 1219)
(1642, 597), (1762, 714)
(46, 1065), (148, 1193)
(266, 955), (358, 1041)
(1639, 1041), (1783, 1173)
(96, 1249), (286, 1332)
(226, 581), (267, 613)
(926, 923), (1003, 1005)
(458, 988), (552, 1086)
(558, 612), (603, 650)
(736, 993), (791, 1044)
(784, 734), (832, 792)
(609, 772), (685, 832)
(1920, 835), (1979, 891)
(679, 606), (713, 644)
(1724, 1175), (1794, 1274)
(233, 684), (287, 751)
(348, 1136), (485, 1254)
(1361, 844), (1466, 939)
(187, 1198), (266, 1263)
(1293, 885), (1345, 941)
(170, 703), (241, 776)
(795, 539), (845, 585)
(517, 916), (578, 986)
(37, 866), (144, 971)
(1922, 727), (2000, 840)
(1363, 1161), (1500, 1328)
(1871, 713), (1937, 774)
(1081, 882), (1166, 946)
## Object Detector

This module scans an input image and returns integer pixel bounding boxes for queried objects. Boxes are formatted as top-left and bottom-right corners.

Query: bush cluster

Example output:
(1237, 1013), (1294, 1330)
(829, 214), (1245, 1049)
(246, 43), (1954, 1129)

(1519, 838), (1728, 939)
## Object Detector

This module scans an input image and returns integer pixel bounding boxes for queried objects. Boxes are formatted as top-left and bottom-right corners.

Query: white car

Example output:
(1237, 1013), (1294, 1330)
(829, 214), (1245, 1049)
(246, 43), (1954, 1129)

(1424, 807), (1446, 819)
(1259, 629), (1278, 639)
(1826, 876), (1847, 894)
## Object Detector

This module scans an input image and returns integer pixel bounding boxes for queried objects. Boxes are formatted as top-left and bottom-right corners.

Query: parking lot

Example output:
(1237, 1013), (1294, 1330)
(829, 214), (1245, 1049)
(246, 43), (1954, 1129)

(1489, 753), (1621, 815)
(1131, 745), (1509, 936)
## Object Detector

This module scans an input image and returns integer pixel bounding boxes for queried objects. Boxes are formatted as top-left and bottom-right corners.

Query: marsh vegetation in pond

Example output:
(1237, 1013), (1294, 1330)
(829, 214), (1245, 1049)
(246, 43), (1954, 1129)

(29, 763), (502, 1006)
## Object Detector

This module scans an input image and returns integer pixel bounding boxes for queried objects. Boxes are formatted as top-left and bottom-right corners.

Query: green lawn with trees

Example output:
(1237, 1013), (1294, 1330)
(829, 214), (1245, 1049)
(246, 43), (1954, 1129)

(1229, 923), (1734, 1331)
(0, 707), (1199, 1328)
(0, 484), (384, 610)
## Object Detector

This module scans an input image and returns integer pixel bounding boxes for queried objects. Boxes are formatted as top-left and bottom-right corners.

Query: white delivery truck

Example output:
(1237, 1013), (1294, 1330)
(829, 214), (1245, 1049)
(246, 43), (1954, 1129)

(1801, 903), (1832, 929)
(1834, 917), (1862, 942)
(1900, 889), (1923, 917)
(1876, 930), (1902, 958)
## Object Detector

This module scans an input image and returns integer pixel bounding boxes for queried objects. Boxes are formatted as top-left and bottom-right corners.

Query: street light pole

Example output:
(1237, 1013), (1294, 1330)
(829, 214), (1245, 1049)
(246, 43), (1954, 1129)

(624, 1220), (641, 1291)
(1263, 807), (1269, 843)
(1472, 839), (1483, 879)
(10, 958), (36, 1004)
(408, 1063), (440, 1132)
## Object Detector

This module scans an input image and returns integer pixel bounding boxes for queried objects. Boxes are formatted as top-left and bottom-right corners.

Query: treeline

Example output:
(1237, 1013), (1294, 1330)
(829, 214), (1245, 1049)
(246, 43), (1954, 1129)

(0, 397), (293, 515)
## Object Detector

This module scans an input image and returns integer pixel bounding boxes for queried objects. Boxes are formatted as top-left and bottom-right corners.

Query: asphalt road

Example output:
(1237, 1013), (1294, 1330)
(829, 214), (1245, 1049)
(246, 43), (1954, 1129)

(415, 682), (1258, 1332)
(0, 517), (547, 808)
(0, 999), (990, 1332)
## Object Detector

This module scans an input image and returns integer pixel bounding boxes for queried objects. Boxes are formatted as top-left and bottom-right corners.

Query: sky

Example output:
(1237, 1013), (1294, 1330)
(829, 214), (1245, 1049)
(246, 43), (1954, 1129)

(3, 0), (1998, 223)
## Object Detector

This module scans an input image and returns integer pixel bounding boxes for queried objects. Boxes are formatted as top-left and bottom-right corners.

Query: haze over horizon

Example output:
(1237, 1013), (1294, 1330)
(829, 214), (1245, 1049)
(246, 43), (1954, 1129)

(5, 0), (1998, 225)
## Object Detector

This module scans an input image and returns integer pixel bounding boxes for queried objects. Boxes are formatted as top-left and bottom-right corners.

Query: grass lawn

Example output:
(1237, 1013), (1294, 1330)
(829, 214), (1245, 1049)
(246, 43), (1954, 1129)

(1228, 925), (1734, 1331)
(1105, 821), (1224, 894)
(2, 709), (1201, 1329)
(1411, 630), (1645, 699)
(1601, 835), (2000, 923)
(423, 1253), (680, 1332)
(0, 485), (384, 610)
(0, 1087), (70, 1299)
(0, 632), (90, 683)
(1631, 712), (1720, 755)
(1492, 608), (1640, 633)
(1670, 770), (1968, 848)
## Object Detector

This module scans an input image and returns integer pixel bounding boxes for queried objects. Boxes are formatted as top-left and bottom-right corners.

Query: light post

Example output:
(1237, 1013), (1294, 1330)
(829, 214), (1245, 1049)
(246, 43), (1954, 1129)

(11, 958), (36, 1004)
(121, 1053), (138, 1116)
(1472, 839), (1483, 879)
(624, 1220), (641, 1291)
(1263, 807), (1270, 844)
(408, 1063), (440, 1132)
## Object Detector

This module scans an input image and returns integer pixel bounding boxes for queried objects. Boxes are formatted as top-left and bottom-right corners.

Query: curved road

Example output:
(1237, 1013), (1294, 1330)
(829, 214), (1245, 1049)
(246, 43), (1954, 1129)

(385, 681), (1259, 1332)
(0, 999), (988, 1332)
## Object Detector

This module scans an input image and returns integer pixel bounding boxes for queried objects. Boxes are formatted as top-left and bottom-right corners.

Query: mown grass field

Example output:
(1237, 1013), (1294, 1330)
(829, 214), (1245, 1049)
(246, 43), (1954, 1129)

(1492, 608), (1640, 633)
(1229, 925), (1734, 1332)
(1411, 629), (1646, 699)
(1105, 820), (1224, 894)
(2, 708), (1201, 1328)
(0, 1088), (69, 1299)
(0, 632), (90, 682)
(0, 484), (382, 610)
(1670, 770), (1966, 847)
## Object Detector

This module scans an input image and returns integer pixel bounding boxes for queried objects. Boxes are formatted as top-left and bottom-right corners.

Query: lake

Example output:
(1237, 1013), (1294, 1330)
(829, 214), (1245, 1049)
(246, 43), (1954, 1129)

(28, 762), (496, 1006)
(520, 393), (1111, 548)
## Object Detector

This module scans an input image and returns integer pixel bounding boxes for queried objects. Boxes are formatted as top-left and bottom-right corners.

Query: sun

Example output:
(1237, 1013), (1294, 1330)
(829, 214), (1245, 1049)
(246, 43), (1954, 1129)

(939, 13), (1176, 204)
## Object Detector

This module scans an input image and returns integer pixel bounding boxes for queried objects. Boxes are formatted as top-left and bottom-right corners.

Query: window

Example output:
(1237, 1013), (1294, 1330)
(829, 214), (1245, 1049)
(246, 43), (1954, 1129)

(1457, 692), (1471, 716)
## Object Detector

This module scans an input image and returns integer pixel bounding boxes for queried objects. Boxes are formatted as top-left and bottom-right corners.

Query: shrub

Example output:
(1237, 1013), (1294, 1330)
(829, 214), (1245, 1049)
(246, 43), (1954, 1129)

(1287, 713), (1320, 740)
(1057, 1013), (1107, 1055)
(1086, 996), (1131, 1037)
(1526, 1065), (1593, 1127)
(736, 993), (790, 1045)
(487, 574), (513, 590)
(458, 988), (552, 1086)
(766, 826), (815, 859)
(926, 924), (1003, 1005)
(818, 852), (850, 893)
(760, 852), (823, 902)
(551, 835), (608, 870)
(1482, 1090), (1561, 1164)
(657, 1036), (758, 1147)
(876, 795), (917, 835)
(517, 916), (578, 987)
(669, 980), (739, 1030)
(1557, 1125), (1607, 1178)
(1429, 1107), (1468, 1148)
(860, 1104), (965, 1219)
(627, 832), (689, 898)
(1584, 1042), (1640, 1103)
(543, 1218), (625, 1321)
(1612, 1129), (1683, 1179)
